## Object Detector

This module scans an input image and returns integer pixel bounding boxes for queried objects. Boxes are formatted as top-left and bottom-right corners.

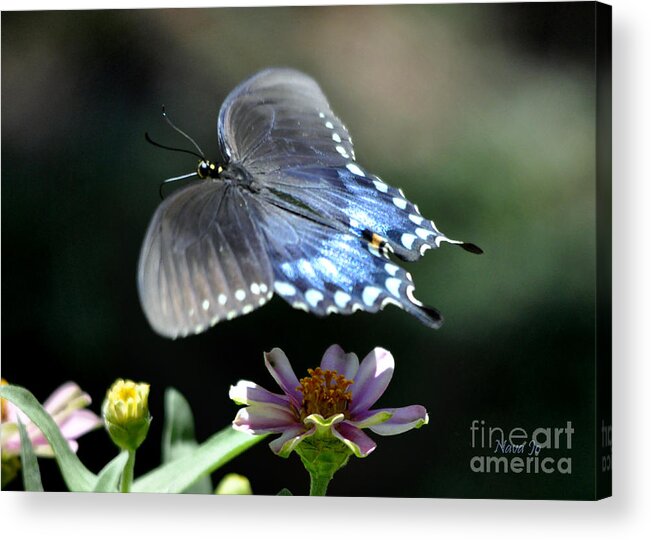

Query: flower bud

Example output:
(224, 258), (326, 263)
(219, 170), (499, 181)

(215, 473), (252, 495)
(102, 379), (151, 451)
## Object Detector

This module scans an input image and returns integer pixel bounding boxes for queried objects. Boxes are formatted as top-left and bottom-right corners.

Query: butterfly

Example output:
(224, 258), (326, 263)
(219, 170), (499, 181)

(138, 68), (482, 339)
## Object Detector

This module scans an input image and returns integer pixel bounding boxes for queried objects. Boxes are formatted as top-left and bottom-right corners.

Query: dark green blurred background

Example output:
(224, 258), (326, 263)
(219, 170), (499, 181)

(2, 3), (598, 498)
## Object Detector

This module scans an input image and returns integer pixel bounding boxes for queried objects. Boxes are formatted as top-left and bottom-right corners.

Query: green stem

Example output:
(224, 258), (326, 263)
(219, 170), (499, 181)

(120, 450), (136, 493)
(296, 435), (351, 496)
(308, 470), (332, 496)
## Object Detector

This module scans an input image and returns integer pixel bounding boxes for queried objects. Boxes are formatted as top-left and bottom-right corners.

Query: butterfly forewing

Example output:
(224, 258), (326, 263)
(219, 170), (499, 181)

(137, 181), (274, 338)
(260, 165), (463, 262)
(218, 68), (356, 172)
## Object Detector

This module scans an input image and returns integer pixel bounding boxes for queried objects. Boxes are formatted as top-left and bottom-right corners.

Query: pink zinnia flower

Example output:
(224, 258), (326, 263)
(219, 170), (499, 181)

(230, 345), (428, 458)
(1, 380), (102, 458)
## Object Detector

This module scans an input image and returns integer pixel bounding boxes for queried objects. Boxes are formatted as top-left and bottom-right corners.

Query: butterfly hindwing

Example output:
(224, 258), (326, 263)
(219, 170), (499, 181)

(250, 202), (443, 328)
(137, 181), (274, 338)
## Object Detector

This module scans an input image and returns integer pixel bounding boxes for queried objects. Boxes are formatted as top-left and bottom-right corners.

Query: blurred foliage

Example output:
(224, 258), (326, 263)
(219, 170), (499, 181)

(2, 3), (598, 498)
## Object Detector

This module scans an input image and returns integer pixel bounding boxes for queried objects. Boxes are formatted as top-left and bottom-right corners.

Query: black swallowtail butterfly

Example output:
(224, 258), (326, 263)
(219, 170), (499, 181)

(138, 68), (481, 338)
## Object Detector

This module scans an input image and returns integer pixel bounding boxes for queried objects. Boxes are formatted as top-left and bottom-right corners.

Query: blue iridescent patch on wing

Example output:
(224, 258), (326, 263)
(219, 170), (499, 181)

(249, 200), (443, 328)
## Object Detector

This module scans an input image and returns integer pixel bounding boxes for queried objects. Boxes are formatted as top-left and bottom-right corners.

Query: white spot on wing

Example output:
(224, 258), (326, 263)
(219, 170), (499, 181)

(381, 297), (401, 308)
(235, 289), (246, 302)
(362, 286), (382, 306)
(242, 305), (253, 315)
(305, 289), (324, 307)
(346, 163), (365, 176)
(415, 227), (433, 240)
(292, 302), (309, 312)
(409, 214), (424, 225)
(385, 277), (402, 298)
(334, 290), (351, 308)
(218, 294), (227, 305)
(435, 236), (463, 247)
(401, 233), (417, 249)
(250, 283), (260, 295)
(393, 197), (407, 210)
(202, 299), (210, 311)
(384, 263), (400, 276)
(373, 180), (388, 193)
(332, 133), (342, 143)
(406, 285), (423, 307)
(259, 283), (268, 294)
(335, 145), (349, 158)
(275, 281), (296, 296)
(325, 121), (334, 129)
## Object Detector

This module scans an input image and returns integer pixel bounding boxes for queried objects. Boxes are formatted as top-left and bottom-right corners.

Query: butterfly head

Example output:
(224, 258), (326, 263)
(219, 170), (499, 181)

(197, 160), (222, 179)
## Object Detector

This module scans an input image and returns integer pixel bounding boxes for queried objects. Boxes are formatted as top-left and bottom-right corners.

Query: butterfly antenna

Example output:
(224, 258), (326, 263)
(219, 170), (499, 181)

(145, 132), (205, 160)
(161, 106), (206, 158)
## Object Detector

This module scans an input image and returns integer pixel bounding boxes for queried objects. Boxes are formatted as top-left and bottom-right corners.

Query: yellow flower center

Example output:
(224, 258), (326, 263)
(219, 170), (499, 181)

(117, 386), (137, 402)
(297, 368), (353, 421)
(105, 379), (150, 424)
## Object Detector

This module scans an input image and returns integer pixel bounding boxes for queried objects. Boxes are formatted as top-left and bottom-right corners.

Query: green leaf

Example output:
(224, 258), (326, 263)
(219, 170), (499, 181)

(162, 387), (196, 463)
(132, 426), (266, 494)
(277, 487), (293, 496)
(93, 451), (129, 493)
(0, 385), (97, 491)
(161, 387), (212, 494)
(17, 418), (44, 492)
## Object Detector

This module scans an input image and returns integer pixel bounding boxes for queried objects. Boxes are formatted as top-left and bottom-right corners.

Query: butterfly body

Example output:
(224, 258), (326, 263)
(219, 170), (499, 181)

(138, 68), (480, 338)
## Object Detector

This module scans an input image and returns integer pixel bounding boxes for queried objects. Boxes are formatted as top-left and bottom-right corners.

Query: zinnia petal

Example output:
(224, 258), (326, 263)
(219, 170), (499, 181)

(31, 438), (79, 457)
(269, 426), (314, 458)
(43, 382), (87, 415)
(232, 404), (300, 434)
(229, 380), (291, 408)
(0, 437), (21, 453)
(367, 405), (429, 436)
(264, 348), (302, 405)
(58, 409), (102, 440)
(349, 347), (394, 414)
(347, 409), (393, 429)
(332, 422), (377, 458)
(319, 344), (360, 380)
